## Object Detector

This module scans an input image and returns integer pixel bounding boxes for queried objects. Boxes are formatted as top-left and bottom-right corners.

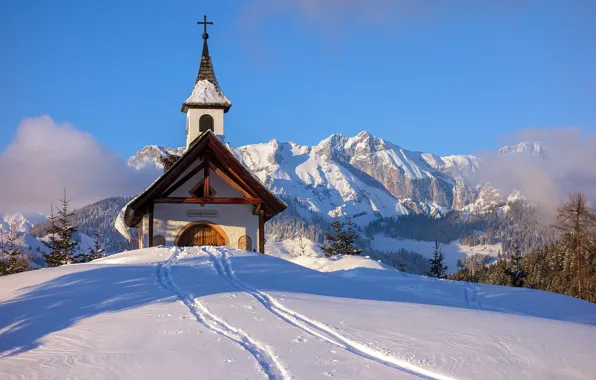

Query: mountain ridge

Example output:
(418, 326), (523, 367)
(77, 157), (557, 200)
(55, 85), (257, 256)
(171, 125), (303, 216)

(129, 131), (532, 225)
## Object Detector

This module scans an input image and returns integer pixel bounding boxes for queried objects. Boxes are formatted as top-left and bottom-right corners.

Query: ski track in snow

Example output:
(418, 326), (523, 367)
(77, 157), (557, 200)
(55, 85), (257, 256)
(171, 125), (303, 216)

(155, 247), (292, 380)
(204, 247), (456, 380)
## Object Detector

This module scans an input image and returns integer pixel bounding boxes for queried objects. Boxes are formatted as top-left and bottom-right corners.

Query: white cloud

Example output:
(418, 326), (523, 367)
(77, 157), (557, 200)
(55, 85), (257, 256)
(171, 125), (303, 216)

(0, 116), (160, 213)
(473, 128), (596, 209)
(239, 0), (521, 37)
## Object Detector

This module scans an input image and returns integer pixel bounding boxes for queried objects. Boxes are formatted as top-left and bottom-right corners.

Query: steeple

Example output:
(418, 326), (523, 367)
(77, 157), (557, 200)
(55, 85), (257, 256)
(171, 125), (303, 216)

(182, 16), (231, 147)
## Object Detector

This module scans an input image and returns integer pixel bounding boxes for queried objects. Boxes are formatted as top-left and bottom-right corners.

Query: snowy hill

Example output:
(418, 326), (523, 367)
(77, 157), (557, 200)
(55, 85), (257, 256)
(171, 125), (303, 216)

(1, 246), (595, 379)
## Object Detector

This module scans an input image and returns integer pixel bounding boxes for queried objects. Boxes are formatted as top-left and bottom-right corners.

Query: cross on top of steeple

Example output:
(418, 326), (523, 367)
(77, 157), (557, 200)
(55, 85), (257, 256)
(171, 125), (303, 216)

(181, 14), (231, 116)
(197, 15), (213, 40)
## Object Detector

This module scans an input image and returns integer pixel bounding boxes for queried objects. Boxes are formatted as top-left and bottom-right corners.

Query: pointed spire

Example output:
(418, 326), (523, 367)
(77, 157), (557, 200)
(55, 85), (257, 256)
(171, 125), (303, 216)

(195, 38), (222, 92)
(182, 16), (231, 113)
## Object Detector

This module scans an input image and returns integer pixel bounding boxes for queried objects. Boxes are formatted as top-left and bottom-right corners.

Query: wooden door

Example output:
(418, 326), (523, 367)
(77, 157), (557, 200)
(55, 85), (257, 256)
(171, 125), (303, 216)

(178, 224), (226, 247)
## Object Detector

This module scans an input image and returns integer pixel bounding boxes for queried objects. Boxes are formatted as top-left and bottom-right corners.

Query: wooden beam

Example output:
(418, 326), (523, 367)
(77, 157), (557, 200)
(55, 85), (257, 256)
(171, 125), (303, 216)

(204, 155), (211, 197)
(207, 140), (287, 216)
(210, 153), (257, 197)
(148, 202), (154, 248)
(208, 142), (259, 196)
(212, 165), (253, 199)
(155, 197), (262, 205)
(252, 202), (262, 215)
(258, 209), (265, 254)
(161, 162), (206, 197)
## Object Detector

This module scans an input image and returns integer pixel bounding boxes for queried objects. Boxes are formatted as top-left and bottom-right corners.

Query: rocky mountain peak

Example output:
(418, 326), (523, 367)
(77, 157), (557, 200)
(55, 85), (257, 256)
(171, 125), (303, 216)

(499, 142), (546, 158)
(128, 145), (186, 170)
(125, 131), (518, 224)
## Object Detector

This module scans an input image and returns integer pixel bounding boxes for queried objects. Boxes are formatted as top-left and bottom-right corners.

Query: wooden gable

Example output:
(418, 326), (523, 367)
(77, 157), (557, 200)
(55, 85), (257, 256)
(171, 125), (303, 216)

(123, 131), (286, 227)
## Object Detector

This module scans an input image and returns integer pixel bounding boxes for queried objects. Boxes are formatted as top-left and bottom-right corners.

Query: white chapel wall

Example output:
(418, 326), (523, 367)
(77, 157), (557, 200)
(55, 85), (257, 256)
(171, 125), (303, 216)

(186, 108), (224, 146)
(152, 203), (259, 251)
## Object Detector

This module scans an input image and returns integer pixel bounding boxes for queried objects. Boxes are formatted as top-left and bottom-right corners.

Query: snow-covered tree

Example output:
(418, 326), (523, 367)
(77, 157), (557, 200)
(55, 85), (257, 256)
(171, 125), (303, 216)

(322, 217), (363, 257)
(553, 192), (596, 299)
(0, 224), (30, 275)
(339, 217), (363, 256)
(322, 218), (344, 257)
(73, 229), (106, 263)
(428, 239), (448, 278)
(43, 190), (79, 267)
(296, 234), (308, 256)
(506, 244), (526, 287)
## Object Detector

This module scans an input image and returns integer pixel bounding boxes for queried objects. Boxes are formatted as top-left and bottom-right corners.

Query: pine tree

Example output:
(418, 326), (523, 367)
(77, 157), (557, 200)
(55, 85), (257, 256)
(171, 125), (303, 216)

(506, 244), (526, 287)
(0, 231), (7, 275)
(43, 190), (79, 267)
(86, 230), (106, 261)
(397, 261), (407, 272)
(0, 224), (30, 275)
(322, 218), (344, 257)
(72, 229), (105, 263)
(339, 217), (363, 256)
(321, 217), (364, 257)
(428, 239), (448, 278)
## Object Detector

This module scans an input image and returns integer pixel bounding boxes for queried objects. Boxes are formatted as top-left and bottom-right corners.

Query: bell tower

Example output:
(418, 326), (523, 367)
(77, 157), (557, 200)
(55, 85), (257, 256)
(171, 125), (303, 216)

(181, 15), (231, 147)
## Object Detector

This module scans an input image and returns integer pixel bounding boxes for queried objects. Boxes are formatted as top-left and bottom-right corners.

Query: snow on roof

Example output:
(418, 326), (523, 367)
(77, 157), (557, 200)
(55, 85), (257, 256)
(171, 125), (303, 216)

(114, 173), (164, 241)
(184, 80), (231, 107)
(114, 204), (132, 241)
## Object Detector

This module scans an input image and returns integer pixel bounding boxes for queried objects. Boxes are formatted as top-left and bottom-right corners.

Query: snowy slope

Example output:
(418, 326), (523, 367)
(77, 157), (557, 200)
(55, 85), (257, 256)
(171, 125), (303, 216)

(2, 247), (595, 380)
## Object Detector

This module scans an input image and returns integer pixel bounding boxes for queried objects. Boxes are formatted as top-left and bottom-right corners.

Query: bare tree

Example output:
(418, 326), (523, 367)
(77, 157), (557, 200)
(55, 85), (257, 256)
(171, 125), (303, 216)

(553, 192), (596, 299)
(297, 234), (308, 256)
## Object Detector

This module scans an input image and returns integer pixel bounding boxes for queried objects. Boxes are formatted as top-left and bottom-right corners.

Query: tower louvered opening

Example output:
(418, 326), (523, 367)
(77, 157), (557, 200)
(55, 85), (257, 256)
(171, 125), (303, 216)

(199, 114), (214, 133)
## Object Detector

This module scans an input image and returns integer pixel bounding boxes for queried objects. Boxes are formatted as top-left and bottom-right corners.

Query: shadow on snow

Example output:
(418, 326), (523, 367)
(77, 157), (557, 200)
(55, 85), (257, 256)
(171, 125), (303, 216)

(2, 251), (596, 358)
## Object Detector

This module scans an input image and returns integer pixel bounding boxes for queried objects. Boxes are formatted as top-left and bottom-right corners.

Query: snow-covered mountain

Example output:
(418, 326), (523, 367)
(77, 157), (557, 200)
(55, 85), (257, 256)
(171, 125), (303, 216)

(499, 141), (546, 158)
(129, 131), (509, 224)
(128, 145), (186, 171)
(0, 212), (47, 234)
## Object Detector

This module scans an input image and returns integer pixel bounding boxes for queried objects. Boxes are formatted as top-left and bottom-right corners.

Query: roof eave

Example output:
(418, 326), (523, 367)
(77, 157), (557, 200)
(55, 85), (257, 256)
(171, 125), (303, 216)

(181, 102), (232, 113)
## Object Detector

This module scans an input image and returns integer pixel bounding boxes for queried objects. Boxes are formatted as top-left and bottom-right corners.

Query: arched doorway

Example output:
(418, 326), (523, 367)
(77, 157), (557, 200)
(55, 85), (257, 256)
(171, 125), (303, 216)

(176, 221), (229, 247)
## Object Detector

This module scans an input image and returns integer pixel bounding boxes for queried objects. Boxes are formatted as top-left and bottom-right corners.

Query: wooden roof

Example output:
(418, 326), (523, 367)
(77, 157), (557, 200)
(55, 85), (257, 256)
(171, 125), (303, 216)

(181, 39), (231, 113)
(123, 131), (286, 228)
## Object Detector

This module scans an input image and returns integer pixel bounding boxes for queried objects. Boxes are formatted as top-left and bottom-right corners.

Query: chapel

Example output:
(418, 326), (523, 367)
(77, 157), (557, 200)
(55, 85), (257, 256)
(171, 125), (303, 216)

(121, 17), (286, 252)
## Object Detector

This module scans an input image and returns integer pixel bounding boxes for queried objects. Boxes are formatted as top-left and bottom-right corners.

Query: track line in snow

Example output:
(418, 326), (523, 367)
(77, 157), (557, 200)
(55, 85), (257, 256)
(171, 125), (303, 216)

(155, 247), (292, 380)
(204, 247), (456, 380)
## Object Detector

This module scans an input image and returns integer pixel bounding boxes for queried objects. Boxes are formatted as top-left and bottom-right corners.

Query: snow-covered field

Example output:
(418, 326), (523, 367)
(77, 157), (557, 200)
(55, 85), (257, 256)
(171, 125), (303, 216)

(1, 247), (596, 380)
(371, 235), (503, 273)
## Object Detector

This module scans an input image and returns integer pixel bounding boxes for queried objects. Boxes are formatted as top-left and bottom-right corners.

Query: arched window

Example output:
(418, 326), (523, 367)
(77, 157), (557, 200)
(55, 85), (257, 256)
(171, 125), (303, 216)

(152, 235), (165, 247)
(238, 235), (253, 251)
(199, 114), (214, 133)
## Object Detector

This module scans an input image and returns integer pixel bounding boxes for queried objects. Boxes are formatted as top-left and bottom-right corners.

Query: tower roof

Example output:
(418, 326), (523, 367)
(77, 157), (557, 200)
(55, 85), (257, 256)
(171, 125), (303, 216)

(182, 18), (231, 113)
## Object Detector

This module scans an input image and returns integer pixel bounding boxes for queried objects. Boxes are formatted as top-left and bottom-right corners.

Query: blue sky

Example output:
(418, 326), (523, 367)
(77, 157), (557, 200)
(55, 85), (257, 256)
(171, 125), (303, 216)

(1, 0), (595, 158)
